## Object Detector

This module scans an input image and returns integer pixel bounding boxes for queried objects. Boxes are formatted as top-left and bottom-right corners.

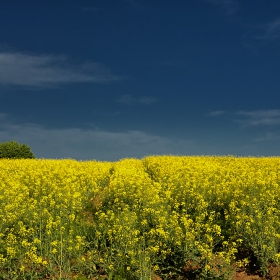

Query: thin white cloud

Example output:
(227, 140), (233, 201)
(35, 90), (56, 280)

(117, 94), (157, 105)
(208, 110), (226, 117)
(256, 18), (280, 41)
(0, 52), (121, 88)
(117, 94), (134, 105)
(206, 0), (238, 15)
(254, 132), (280, 142)
(0, 116), (194, 161)
(0, 113), (8, 120)
(236, 110), (280, 127)
(243, 17), (280, 52)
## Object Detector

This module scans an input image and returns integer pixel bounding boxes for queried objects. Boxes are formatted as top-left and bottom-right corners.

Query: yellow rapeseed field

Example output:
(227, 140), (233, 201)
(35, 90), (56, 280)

(1, 156), (280, 279)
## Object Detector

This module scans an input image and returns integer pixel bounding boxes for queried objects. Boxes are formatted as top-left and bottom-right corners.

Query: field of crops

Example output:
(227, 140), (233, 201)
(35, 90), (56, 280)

(1, 156), (280, 279)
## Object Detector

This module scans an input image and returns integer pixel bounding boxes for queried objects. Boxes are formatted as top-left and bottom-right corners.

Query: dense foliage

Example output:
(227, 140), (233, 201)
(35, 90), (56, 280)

(0, 156), (280, 279)
(0, 140), (35, 159)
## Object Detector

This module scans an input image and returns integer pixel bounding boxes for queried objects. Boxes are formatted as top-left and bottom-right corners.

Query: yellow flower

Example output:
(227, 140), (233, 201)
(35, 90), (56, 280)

(51, 248), (58, 254)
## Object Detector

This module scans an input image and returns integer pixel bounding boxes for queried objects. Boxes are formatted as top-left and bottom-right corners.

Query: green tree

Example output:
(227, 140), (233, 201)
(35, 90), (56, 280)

(0, 140), (35, 159)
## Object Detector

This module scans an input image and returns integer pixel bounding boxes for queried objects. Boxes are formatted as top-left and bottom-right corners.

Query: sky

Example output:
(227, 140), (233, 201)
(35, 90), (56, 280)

(1, 0), (280, 161)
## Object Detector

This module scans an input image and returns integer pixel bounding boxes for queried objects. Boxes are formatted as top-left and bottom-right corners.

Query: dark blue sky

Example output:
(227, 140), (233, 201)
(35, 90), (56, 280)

(1, 0), (280, 160)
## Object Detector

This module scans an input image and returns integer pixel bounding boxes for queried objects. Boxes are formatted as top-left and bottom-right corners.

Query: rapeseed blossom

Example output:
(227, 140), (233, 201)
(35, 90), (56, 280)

(1, 156), (280, 279)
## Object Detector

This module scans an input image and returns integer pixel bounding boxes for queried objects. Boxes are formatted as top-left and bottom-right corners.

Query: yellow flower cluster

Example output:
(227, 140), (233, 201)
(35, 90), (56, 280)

(0, 158), (112, 278)
(1, 156), (280, 279)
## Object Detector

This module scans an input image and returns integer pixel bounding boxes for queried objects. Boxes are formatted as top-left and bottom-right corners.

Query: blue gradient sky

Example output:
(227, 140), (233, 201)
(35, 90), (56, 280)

(1, 0), (280, 161)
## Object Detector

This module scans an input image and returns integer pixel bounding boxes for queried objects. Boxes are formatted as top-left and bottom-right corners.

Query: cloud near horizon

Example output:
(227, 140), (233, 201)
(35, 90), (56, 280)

(0, 115), (195, 161)
(254, 132), (280, 142)
(236, 109), (280, 127)
(0, 52), (121, 88)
